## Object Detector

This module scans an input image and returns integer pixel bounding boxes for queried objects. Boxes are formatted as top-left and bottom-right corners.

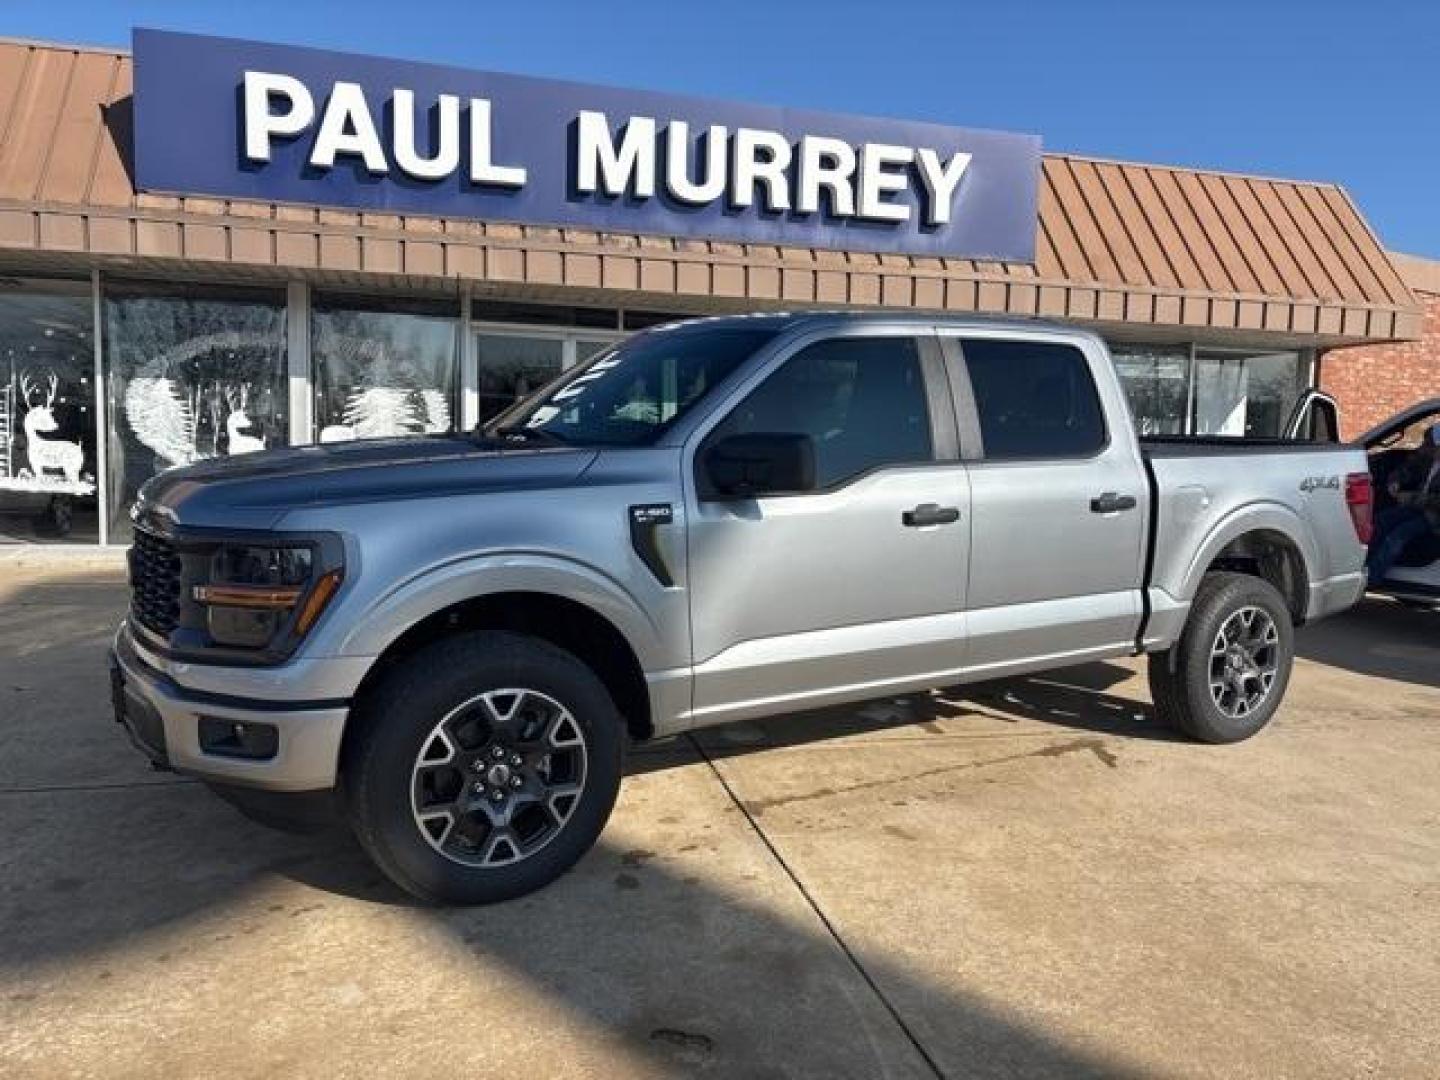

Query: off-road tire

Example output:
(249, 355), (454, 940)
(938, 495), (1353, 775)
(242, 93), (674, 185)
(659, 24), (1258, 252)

(343, 631), (624, 905)
(1148, 571), (1295, 744)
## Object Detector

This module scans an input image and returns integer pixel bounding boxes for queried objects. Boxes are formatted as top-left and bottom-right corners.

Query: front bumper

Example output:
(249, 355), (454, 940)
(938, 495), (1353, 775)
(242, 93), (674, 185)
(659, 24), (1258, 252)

(110, 623), (351, 792)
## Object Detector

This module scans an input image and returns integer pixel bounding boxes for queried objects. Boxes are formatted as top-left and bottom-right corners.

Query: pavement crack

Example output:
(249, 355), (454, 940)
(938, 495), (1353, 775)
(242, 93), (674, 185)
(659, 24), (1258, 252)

(736, 736), (1120, 816)
(686, 733), (948, 1080)
(0, 778), (198, 795)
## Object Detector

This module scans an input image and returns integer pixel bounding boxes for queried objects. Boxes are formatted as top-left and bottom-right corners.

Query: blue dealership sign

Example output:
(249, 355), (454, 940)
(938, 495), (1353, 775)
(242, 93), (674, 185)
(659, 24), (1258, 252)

(132, 29), (1041, 261)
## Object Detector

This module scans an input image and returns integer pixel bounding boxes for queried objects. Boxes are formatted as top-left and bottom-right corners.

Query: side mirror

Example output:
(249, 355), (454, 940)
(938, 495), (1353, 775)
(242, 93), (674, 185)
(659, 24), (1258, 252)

(703, 432), (817, 498)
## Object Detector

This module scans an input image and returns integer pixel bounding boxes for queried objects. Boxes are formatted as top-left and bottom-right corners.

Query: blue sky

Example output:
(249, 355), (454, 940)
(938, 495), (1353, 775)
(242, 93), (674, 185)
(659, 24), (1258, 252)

(9, 0), (1438, 255)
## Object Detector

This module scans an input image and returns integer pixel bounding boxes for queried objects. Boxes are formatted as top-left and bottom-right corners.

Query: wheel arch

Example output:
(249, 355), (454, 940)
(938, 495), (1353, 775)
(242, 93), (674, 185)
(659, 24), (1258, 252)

(336, 556), (662, 746)
(1184, 509), (1315, 624)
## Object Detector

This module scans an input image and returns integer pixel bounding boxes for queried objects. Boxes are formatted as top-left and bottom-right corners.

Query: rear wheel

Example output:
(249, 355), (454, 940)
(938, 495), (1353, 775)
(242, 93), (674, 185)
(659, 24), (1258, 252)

(344, 631), (623, 905)
(1148, 571), (1294, 744)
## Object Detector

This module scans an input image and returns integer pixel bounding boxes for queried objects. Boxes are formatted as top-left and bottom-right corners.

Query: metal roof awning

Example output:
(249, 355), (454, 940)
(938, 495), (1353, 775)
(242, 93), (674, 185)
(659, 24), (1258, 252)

(0, 39), (1422, 344)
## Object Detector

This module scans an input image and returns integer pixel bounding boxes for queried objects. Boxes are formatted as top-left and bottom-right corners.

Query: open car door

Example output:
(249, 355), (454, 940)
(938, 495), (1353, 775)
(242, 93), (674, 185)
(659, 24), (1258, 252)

(1358, 398), (1440, 607)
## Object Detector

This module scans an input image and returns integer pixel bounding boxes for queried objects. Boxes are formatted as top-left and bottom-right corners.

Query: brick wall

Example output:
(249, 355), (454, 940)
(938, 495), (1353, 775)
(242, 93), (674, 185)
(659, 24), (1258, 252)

(1320, 288), (1440, 439)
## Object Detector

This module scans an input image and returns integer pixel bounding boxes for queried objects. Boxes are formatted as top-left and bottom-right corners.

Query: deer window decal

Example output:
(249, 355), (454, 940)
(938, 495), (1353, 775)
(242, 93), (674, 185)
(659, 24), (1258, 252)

(18, 371), (85, 484)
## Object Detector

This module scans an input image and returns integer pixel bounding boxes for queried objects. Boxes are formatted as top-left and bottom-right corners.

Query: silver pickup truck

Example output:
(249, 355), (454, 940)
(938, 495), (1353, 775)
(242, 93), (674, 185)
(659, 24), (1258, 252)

(111, 313), (1371, 903)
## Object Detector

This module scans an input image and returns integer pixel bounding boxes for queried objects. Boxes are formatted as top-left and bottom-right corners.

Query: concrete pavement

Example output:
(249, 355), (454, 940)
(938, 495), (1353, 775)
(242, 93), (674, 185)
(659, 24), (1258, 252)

(2, 557), (1437, 1078)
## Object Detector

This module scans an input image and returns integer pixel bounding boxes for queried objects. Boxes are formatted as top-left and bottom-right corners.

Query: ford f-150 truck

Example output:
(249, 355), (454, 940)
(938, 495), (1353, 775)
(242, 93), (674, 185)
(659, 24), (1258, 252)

(110, 313), (1372, 904)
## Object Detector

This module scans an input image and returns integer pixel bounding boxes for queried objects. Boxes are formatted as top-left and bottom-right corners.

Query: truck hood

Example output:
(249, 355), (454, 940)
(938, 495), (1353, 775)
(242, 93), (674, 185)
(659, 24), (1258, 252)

(137, 434), (598, 531)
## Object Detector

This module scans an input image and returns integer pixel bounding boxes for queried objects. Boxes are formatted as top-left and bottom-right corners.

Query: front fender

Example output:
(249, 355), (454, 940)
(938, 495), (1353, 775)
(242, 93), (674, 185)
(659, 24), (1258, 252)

(325, 550), (667, 671)
(1175, 501), (1319, 603)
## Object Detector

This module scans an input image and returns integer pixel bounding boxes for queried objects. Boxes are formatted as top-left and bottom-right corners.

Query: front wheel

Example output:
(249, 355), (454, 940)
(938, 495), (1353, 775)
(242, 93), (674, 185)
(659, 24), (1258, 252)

(344, 631), (624, 905)
(1148, 571), (1295, 744)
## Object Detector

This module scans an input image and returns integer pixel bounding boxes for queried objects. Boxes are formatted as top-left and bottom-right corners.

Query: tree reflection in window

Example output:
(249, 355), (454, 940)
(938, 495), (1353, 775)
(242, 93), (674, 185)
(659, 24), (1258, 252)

(312, 294), (458, 442)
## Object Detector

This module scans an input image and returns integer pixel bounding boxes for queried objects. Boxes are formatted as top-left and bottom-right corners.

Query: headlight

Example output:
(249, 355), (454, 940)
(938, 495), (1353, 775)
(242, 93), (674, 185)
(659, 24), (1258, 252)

(192, 544), (342, 649)
(215, 545), (313, 587)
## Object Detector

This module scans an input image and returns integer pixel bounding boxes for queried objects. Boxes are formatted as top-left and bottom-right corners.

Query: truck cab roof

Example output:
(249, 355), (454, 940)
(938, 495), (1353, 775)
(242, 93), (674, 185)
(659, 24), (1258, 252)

(650, 309), (1094, 343)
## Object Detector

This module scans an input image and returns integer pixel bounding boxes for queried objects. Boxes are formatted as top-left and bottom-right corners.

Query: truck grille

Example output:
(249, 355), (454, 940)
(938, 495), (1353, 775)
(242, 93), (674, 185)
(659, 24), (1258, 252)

(129, 527), (182, 638)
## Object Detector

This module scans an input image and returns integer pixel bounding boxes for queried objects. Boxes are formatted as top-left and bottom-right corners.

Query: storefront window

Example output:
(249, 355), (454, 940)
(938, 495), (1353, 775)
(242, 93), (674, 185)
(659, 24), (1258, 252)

(0, 278), (98, 543)
(476, 333), (566, 422)
(574, 338), (617, 365)
(104, 281), (288, 542)
(1111, 344), (1190, 436)
(1192, 349), (1306, 437)
(313, 294), (459, 442)
(474, 327), (624, 422)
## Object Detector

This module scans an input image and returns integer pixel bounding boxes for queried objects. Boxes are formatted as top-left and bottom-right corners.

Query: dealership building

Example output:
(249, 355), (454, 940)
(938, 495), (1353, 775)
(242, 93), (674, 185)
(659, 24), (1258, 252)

(0, 30), (1434, 546)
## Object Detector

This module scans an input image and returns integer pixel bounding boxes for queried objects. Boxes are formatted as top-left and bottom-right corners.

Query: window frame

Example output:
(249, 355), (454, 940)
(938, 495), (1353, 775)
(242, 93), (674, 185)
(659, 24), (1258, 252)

(941, 333), (1112, 464)
(692, 328), (958, 500)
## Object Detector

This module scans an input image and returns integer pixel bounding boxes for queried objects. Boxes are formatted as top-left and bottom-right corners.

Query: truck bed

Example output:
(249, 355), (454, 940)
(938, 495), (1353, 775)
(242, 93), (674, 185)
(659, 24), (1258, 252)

(1137, 435), (1368, 648)
(1141, 435), (1350, 458)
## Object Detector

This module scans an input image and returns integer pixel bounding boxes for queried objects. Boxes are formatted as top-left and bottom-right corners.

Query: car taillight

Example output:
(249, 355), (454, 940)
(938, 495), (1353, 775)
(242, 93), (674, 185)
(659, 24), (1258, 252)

(1345, 472), (1373, 545)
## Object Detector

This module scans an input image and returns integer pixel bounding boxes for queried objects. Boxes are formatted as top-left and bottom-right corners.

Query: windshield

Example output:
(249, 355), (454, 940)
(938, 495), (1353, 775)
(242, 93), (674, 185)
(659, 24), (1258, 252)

(487, 324), (778, 447)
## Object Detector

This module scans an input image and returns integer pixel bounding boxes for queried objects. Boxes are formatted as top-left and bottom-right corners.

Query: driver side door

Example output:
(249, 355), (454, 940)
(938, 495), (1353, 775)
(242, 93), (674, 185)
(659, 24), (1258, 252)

(683, 329), (970, 728)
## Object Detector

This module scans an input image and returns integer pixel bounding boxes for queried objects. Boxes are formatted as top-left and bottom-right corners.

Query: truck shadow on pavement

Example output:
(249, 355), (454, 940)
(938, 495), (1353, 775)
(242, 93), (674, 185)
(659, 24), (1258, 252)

(1, 785), (1147, 1079)
(0, 569), (1163, 1077)
(1297, 596), (1440, 689)
(623, 661), (1184, 777)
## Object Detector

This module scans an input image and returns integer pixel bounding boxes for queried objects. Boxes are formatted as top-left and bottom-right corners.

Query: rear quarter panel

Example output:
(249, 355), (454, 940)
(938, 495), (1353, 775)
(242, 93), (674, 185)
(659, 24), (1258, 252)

(1145, 444), (1368, 634)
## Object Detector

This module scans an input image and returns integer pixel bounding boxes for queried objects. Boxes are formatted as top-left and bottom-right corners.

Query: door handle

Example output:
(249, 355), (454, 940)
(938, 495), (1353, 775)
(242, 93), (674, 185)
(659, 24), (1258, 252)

(903, 503), (961, 527)
(1090, 492), (1138, 514)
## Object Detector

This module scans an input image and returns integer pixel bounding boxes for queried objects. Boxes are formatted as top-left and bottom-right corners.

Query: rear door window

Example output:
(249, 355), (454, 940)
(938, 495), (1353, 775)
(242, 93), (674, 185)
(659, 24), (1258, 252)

(961, 339), (1107, 460)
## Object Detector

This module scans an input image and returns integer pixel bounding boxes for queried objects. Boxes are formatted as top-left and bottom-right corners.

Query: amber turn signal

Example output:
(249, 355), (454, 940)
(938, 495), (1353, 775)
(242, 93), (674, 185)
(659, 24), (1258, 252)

(191, 584), (303, 609)
(295, 569), (343, 636)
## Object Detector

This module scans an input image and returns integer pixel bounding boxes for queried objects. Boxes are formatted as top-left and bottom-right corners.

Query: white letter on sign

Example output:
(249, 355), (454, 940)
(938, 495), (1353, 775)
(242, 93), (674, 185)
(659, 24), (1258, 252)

(732, 128), (793, 212)
(243, 71), (315, 163)
(795, 136), (856, 216)
(575, 111), (657, 198)
(309, 82), (387, 174)
(394, 89), (460, 180)
(469, 99), (527, 187)
(915, 148), (971, 226)
(857, 143), (915, 222)
(665, 121), (728, 205)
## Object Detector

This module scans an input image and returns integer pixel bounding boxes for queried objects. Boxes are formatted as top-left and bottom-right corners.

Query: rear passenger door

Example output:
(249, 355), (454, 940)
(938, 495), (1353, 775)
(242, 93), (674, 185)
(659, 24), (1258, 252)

(944, 334), (1148, 678)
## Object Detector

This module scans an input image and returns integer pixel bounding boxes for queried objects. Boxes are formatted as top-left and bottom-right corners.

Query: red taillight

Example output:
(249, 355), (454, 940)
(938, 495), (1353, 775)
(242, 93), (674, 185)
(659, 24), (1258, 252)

(1345, 472), (1374, 545)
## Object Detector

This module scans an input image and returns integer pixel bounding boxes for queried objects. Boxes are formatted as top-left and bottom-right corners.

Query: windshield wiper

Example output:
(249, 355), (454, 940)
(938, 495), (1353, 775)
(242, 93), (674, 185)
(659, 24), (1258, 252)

(489, 423), (571, 447)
